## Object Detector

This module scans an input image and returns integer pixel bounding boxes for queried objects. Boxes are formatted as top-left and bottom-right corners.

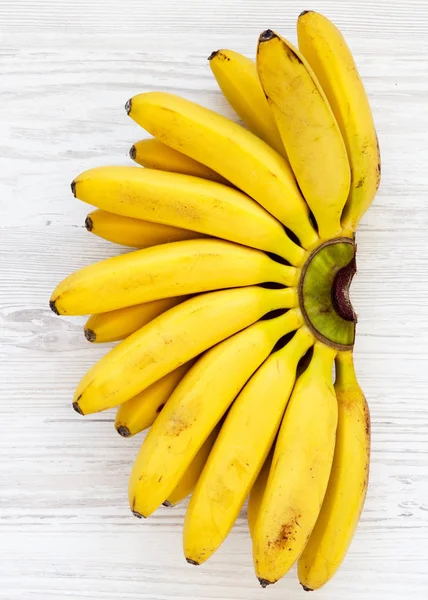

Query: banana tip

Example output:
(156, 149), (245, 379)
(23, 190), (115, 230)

(301, 584), (314, 592)
(116, 425), (131, 437)
(258, 578), (272, 588)
(129, 144), (136, 160)
(84, 328), (96, 343)
(208, 50), (219, 61)
(132, 510), (146, 519)
(70, 180), (76, 197)
(259, 29), (277, 43)
(125, 98), (132, 115)
(186, 558), (200, 566)
(84, 215), (93, 232)
(72, 401), (84, 415)
(162, 500), (172, 507)
(298, 9), (313, 17)
(49, 299), (59, 315)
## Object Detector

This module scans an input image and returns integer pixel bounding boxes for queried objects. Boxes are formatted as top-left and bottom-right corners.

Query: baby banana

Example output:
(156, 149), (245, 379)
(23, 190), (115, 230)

(209, 49), (285, 156)
(257, 30), (350, 240)
(84, 297), (184, 343)
(130, 138), (227, 184)
(298, 351), (370, 591)
(73, 165), (305, 264)
(184, 326), (314, 565)
(73, 286), (297, 415)
(50, 238), (299, 316)
(252, 342), (338, 586)
(115, 362), (194, 437)
(298, 10), (381, 232)
(86, 209), (203, 248)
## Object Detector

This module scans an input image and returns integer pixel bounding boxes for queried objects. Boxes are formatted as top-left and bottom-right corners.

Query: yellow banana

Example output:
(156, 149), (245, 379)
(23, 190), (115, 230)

(126, 92), (318, 250)
(253, 342), (338, 586)
(73, 286), (297, 416)
(297, 11), (380, 232)
(86, 209), (203, 248)
(208, 49), (285, 156)
(257, 30), (350, 240)
(298, 351), (370, 591)
(73, 165), (305, 265)
(128, 307), (303, 518)
(115, 362), (194, 437)
(247, 450), (272, 539)
(50, 238), (299, 316)
(184, 326), (314, 565)
(130, 138), (228, 184)
(164, 425), (220, 507)
(84, 297), (184, 343)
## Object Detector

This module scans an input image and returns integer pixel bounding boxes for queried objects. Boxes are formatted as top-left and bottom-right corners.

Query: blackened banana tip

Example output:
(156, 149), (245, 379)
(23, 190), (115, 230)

(186, 558), (200, 566)
(49, 299), (59, 315)
(125, 98), (132, 115)
(299, 10), (313, 17)
(132, 510), (146, 519)
(84, 215), (93, 232)
(117, 425), (131, 437)
(129, 144), (136, 160)
(259, 29), (277, 43)
(302, 584), (314, 592)
(162, 500), (172, 507)
(84, 328), (96, 342)
(70, 180), (76, 197)
(208, 50), (219, 61)
(258, 578), (271, 588)
(72, 401), (84, 415)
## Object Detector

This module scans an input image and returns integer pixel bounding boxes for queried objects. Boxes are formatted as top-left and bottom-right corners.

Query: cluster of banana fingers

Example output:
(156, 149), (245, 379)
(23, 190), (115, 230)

(50, 11), (380, 591)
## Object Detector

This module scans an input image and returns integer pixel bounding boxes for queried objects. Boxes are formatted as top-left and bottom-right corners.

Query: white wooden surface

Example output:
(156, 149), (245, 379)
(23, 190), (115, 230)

(1, 1), (428, 598)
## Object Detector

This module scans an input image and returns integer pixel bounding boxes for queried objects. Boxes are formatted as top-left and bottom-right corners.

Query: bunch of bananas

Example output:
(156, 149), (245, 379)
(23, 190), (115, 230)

(50, 11), (380, 591)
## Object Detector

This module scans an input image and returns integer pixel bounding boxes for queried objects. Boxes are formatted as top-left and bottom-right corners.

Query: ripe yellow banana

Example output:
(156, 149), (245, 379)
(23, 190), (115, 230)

(128, 307), (303, 518)
(247, 450), (272, 539)
(257, 30), (350, 240)
(298, 11), (380, 233)
(115, 362), (194, 437)
(126, 92), (318, 250)
(253, 342), (338, 586)
(50, 238), (299, 316)
(208, 49), (285, 156)
(298, 351), (370, 591)
(73, 165), (305, 265)
(86, 209), (203, 248)
(73, 286), (297, 415)
(84, 297), (184, 343)
(164, 425), (220, 507)
(184, 326), (314, 565)
(130, 138), (228, 184)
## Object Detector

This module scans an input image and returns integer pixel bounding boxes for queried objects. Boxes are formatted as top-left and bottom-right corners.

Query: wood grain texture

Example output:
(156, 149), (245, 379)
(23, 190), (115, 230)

(1, 0), (428, 598)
